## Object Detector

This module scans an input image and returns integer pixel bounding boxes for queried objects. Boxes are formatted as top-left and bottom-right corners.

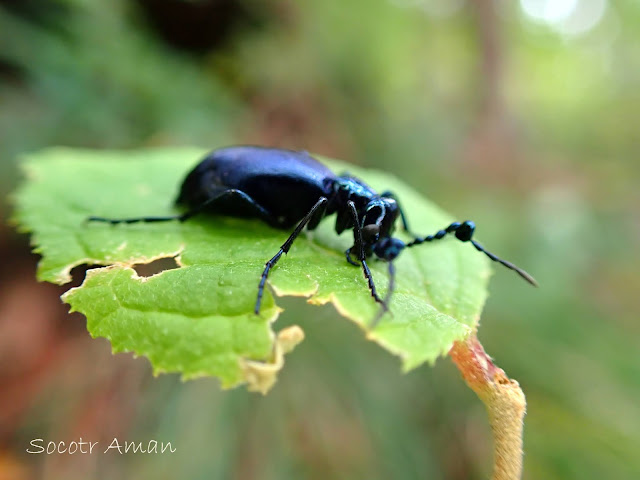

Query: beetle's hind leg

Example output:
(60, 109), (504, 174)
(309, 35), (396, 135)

(87, 214), (183, 225)
(255, 197), (329, 315)
(87, 189), (274, 226)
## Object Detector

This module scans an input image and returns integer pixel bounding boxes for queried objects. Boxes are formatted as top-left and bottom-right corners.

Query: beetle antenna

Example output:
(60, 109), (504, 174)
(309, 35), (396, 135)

(406, 220), (537, 287)
(470, 240), (538, 286)
(370, 261), (396, 329)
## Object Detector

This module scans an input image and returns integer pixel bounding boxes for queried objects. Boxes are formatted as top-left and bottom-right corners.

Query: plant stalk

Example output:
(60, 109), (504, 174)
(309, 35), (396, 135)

(450, 335), (526, 480)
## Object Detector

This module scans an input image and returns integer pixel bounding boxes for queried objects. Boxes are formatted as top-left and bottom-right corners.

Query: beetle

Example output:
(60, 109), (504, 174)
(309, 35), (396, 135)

(88, 146), (536, 326)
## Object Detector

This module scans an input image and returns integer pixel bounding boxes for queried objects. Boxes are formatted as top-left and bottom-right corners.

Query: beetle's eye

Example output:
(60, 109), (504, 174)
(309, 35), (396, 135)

(362, 224), (380, 242)
(364, 205), (384, 224)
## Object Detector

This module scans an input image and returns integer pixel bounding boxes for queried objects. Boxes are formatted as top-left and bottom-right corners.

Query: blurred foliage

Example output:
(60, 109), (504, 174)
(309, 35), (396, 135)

(1, 0), (639, 479)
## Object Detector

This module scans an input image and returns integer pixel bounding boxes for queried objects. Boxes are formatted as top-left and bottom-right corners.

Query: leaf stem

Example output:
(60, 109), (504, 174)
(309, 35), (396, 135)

(450, 335), (526, 480)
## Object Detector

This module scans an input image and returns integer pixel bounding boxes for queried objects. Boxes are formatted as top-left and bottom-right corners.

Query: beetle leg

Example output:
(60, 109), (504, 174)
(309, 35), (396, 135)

(380, 190), (412, 234)
(178, 189), (273, 223)
(255, 197), (329, 314)
(87, 189), (274, 225)
(369, 262), (396, 328)
(87, 214), (184, 224)
(346, 201), (385, 308)
(344, 247), (359, 266)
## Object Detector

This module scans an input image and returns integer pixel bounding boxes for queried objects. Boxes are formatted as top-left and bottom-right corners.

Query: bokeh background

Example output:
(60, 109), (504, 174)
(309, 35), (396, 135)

(1, 1), (638, 479)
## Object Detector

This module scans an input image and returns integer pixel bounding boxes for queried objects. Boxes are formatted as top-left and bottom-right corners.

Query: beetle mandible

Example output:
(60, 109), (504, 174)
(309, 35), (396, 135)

(88, 146), (536, 327)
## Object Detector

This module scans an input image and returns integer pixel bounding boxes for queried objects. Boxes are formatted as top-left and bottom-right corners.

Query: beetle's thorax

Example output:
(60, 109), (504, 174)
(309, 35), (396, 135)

(329, 176), (400, 243)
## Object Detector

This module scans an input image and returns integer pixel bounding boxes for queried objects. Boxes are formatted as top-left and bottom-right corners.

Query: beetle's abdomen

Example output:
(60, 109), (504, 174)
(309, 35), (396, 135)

(176, 146), (336, 228)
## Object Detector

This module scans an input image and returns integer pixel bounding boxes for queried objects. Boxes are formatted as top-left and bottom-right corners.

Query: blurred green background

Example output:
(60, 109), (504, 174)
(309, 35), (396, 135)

(1, 1), (638, 479)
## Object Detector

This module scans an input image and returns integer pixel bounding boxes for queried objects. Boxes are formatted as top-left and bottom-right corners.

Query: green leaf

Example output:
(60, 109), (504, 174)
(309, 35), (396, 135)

(12, 147), (491, 391)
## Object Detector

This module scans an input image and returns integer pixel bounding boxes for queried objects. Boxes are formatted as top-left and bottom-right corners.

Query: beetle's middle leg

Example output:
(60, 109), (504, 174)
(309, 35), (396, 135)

(380, 190), (413, 235)
(255, 197), (328, 314)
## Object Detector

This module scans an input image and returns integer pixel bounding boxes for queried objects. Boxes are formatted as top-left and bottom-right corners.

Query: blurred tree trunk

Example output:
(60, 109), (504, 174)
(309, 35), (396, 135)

(463, 0), (522, 184)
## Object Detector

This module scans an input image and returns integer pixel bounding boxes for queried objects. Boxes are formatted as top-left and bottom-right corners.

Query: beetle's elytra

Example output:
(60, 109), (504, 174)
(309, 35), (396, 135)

(88, 146), (536, 327)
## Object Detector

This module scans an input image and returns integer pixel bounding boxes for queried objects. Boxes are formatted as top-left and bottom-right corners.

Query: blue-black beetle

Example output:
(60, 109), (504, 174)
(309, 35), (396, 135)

(89, 146), (536, 326)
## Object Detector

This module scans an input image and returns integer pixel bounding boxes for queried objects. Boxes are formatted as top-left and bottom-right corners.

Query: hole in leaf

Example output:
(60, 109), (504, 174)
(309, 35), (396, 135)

(133, 256), (180, 278)
(69, 264), (95, 289)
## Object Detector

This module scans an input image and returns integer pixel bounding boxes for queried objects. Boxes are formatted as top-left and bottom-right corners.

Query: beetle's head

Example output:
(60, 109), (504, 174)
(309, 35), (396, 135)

(361, 197), (399, 245)
(372, 236), (406, 261)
